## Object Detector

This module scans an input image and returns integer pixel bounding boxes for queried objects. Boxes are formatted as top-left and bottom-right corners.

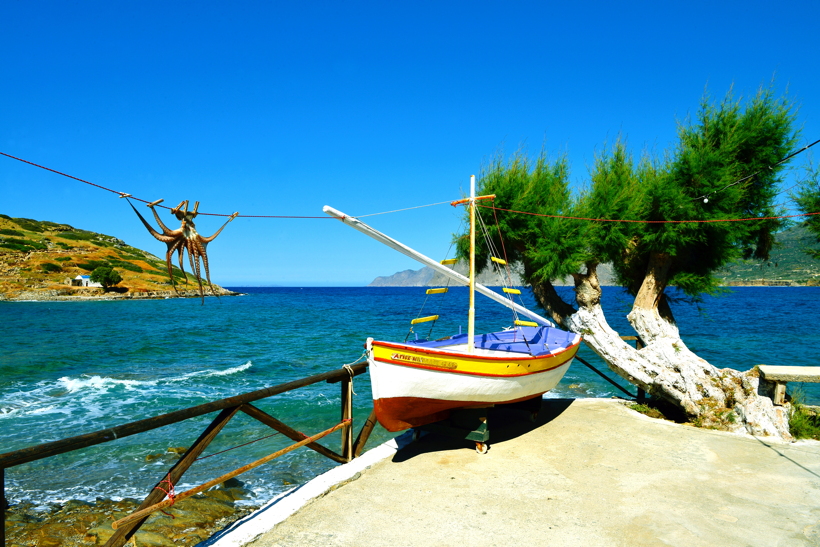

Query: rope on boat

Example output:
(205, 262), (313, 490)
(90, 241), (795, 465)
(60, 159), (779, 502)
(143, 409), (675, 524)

(341, 355), (362, 395)
(406, 225), (462, 342)
(575, 355), (638, 399)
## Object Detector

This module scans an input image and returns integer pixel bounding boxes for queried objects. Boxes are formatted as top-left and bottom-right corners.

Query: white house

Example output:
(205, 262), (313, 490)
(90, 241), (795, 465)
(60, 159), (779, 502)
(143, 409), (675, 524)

(72, 275), (102, 288)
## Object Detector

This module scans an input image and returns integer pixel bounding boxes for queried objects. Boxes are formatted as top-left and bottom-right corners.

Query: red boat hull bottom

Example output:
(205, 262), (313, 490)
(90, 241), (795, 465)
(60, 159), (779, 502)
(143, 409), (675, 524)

(374, 393), (547, 432)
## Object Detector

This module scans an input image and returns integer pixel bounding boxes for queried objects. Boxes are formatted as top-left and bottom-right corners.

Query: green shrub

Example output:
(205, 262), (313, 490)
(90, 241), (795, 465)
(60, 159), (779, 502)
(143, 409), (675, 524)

(108, 260), (143, 273)
(0, 242), (29, 252)
(55, 256), (72, 262)
(12, 218), (46, 232)
(3, 238), (47, 250)
(41, 262), (63, 273)
(90, 266), (122, 291)
(59, 231), (98, 241)
(76, 260), (110, 271)
(629, 403), (667, 420)
(789, 388), (820, 440)
(0, 229), (24, 236)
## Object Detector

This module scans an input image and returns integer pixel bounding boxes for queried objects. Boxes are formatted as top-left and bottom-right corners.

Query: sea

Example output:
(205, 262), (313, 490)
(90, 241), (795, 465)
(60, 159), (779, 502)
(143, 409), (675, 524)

(1, 286), (818, 508)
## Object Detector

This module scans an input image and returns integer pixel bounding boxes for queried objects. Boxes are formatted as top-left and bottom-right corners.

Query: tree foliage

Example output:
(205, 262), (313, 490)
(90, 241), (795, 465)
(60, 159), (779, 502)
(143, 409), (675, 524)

(460, 86), (799, 306)
(794, 162), (820, 259)
(90, 266), (122, 291)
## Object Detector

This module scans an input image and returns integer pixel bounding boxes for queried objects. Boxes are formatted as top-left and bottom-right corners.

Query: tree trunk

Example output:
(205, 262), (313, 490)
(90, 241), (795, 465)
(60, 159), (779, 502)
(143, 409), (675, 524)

(530, 278), (576, 326)
(532, 259), (792, 439)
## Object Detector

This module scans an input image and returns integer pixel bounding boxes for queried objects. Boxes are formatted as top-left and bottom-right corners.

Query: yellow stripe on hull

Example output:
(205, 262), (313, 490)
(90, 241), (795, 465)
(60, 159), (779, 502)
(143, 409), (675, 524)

(370, 339), (579, 378)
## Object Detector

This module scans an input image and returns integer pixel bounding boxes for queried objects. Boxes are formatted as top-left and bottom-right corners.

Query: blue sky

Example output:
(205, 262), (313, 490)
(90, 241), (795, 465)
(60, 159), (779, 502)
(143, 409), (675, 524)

(2, 1), (818, 286)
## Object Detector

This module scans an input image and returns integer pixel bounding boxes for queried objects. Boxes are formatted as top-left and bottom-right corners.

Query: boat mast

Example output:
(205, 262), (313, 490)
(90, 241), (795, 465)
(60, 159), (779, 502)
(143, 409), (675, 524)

(322, 205), (555, 328)
(468, 175), (476, 353)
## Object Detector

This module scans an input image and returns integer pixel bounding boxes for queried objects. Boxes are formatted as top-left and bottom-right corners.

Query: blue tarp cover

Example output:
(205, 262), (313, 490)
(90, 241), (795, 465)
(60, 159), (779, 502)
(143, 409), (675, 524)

(405, 326), (576, 357)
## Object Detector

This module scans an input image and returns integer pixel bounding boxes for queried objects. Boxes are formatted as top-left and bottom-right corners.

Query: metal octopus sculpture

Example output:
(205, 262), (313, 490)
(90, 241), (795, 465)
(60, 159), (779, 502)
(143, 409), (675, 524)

(125, 197), (238, 302)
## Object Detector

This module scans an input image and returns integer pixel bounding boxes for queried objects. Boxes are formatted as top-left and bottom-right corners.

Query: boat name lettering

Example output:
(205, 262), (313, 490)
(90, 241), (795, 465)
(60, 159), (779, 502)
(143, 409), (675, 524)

(391, 353), (458, 369)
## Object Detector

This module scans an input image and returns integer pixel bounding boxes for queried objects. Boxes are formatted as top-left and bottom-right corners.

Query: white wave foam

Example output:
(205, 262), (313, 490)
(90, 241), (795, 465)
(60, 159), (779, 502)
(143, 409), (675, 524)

(58, 375), (151, 393)
(0, 362), (253, 421)
(171, 361), (253, 382)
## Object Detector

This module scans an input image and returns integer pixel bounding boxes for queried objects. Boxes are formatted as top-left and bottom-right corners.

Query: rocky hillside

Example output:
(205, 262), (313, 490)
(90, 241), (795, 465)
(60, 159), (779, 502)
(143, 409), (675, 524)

(370, 225), (820, 287)
(0, 214), (236, 301)
(716, 223), (820, 286)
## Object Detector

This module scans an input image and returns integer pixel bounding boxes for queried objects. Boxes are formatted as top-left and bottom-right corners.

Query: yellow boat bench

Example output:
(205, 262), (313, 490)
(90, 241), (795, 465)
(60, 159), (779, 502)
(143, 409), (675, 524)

(758, 365), (820, 405)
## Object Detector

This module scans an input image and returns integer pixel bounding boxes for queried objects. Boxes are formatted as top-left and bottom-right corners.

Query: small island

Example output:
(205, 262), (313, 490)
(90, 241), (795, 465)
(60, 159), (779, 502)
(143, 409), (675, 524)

(0, 214), (238, 301)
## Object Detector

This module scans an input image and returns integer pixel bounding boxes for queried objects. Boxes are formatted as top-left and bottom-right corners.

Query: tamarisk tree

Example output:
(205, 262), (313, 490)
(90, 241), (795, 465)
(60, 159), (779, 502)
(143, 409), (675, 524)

(462, 87), (799, 438)
(794, 162), (820, 259)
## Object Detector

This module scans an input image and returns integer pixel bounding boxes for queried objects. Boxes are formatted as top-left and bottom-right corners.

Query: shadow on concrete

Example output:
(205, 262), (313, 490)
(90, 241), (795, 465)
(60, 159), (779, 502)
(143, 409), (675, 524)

(391, 398), (575, 462)
(753, 435), (820, 479)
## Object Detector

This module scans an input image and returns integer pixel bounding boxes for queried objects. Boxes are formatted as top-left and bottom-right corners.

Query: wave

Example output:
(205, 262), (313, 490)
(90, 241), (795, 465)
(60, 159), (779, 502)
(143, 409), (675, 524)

(0, 362), (254, 420)
(172, 362), (253, 381)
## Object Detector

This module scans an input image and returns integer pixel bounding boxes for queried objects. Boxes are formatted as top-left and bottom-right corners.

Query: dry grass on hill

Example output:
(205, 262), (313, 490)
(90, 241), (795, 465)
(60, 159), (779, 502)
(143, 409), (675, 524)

(0, 214), (231, 300)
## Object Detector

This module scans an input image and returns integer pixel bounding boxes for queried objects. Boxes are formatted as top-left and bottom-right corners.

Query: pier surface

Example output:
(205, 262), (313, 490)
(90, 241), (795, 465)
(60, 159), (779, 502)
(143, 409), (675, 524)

(234, 398), (820, 547)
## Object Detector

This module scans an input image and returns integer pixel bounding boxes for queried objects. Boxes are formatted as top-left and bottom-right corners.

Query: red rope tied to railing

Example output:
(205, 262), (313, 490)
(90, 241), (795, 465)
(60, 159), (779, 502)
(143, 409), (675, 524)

(153, 473), (177, 518)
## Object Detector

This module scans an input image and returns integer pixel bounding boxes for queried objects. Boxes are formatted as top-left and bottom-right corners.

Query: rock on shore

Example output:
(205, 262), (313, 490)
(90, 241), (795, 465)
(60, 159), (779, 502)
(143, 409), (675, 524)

(0, 286), (242, 302)
(3, 479), (258, 547)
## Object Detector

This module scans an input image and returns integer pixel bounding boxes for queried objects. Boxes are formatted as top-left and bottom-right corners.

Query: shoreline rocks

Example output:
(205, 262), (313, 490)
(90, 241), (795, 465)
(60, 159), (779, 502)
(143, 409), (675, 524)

(0, 287), (243, 302)
(4, 480), (259, 547)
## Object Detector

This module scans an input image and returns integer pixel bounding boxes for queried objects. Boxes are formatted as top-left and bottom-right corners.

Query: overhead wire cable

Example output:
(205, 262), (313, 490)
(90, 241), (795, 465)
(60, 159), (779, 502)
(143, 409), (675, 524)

(355, 200), (455, 217)
(3, 150), (818, 223)
(692, 138), (820, 202)
(479, 204), (820, 223)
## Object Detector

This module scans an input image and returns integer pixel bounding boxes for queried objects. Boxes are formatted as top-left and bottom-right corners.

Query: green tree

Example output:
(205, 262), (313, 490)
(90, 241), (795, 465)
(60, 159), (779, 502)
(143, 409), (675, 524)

(794, 162), (820, 259)
(461, 86), (800, 438)
(90, 266), (122, 291)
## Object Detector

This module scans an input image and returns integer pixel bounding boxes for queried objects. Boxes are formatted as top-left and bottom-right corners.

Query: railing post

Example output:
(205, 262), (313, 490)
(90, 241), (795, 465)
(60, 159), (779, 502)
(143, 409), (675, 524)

(341, 376), (353, 462)
(104, 406), (241, 547)
(353, 409), (378, 458)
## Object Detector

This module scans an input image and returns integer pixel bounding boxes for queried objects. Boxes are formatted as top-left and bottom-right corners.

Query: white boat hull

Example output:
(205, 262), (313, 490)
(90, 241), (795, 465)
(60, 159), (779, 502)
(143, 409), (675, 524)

(367, 337), (578, 431)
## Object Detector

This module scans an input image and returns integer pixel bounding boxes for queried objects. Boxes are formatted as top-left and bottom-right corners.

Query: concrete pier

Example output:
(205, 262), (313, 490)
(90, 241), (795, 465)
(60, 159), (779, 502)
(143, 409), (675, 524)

(216, 398), (820, 547)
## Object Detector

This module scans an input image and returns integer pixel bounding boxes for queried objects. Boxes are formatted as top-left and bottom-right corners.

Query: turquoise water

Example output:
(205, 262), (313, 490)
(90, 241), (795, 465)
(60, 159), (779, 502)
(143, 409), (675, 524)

(1, 286), (818, 506)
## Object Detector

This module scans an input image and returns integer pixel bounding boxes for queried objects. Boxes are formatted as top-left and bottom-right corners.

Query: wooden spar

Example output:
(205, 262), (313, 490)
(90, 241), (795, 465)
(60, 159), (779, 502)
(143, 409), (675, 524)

(322, 206), (554, 327)
(0, 362), (367, 470)
(239, 404), (346, 464)
(353, 408), (378, 458)
(105, 406), (241, 546)
(111, 421), (348, 531)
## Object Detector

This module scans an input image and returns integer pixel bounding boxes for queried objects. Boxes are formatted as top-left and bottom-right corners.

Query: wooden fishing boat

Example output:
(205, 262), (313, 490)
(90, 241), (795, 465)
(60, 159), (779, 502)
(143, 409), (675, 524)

(366, 324), (580, 431)
(324, 177), (580, 434)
